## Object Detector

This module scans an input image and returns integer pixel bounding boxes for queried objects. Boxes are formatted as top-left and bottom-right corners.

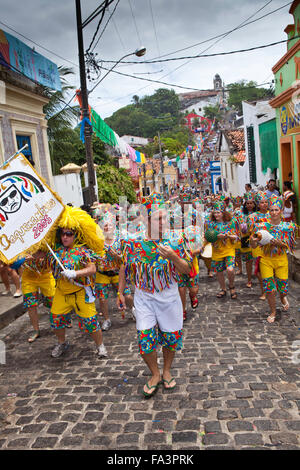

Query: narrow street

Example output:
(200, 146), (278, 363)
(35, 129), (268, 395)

(0, 263), (299, 451)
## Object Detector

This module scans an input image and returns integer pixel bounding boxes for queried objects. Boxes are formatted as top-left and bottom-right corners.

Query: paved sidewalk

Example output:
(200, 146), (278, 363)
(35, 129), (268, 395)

(0, 265), (300, 450)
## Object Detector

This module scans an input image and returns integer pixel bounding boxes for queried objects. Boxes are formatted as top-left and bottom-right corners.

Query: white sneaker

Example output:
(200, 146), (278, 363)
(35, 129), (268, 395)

(51, 342), (70, 358)
(96, 343), (108, 357)
(1, 290), (11, 296)
(102, 319), (112, 331)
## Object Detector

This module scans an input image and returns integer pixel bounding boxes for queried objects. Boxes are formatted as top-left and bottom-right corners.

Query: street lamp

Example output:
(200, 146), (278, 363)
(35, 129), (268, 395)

(75, 0), (146, 205)
(89, 47), (146, 94)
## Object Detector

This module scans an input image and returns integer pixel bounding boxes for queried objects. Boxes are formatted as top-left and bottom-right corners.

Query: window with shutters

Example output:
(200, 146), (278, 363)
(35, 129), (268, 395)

(247, 126), (257, 183)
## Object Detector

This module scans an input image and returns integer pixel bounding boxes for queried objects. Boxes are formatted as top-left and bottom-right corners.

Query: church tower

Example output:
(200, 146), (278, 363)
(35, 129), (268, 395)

(213, 74), (223, 91)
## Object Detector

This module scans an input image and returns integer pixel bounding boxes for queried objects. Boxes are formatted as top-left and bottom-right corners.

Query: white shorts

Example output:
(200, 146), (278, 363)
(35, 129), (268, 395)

(134, 283), (183, 332)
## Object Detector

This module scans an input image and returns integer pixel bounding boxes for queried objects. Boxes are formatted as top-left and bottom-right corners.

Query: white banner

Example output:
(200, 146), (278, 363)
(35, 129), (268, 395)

(0, 153), (64, 263)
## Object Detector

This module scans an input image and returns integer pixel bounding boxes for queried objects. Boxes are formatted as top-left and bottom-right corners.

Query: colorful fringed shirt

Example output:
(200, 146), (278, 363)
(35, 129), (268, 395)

(46, 245), (96, 295)
(247, 211), (270, 233)
(252, 221), (297, 257)
(22, 256), (53, 282)
(95, 238), (121, 275)
(120, 236), (193, 293)
(205, 220), (239, 260)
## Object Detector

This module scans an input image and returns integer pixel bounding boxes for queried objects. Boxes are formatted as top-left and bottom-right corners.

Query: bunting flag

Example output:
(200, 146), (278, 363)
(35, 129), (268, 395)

(77, 105), (145, 164)
(135, 151), (146, 163)
(0, 153), (64, 263)
(90, 109), (118, 147)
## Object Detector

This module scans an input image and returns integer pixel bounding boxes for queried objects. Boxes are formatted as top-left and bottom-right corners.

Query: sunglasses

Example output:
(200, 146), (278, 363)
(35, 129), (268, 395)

(0, 189), (18, 207)
(61, 231), (74, 237)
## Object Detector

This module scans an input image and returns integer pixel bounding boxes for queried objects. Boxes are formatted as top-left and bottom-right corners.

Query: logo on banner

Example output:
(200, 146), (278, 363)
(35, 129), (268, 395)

(0, 153), (64, 263)
(0, 172), (45, 225)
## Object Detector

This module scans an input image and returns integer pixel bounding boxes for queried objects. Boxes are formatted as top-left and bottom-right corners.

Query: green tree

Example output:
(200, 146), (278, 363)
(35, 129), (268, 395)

(96, 164), (137, 204)
(227, 80), (274, 114)
(105, 88), (181, 138)
(203, 104), (222, 123)
(43, 66), (80, 174)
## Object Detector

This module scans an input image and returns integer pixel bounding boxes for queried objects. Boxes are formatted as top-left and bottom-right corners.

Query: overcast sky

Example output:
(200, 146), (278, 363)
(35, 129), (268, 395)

(0, 0), (293, 119)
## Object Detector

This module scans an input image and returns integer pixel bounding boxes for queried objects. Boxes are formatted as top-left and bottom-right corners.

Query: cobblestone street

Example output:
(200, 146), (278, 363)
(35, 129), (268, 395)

(0, 264), (300, 451)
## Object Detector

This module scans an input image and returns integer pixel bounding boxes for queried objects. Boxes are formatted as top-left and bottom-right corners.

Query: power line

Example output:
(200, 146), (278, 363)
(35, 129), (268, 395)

(144, 0), (292, 62)
(148, 0), (161, 58)
(98, 35), (299, 65)
(128, 0), (142, 45)
(153, 0), (274, 81)
(94, 62), (273, 93)
(91, 0), (121, 53)
(86, 0), (110, 53)
(110, 6), (127, 53)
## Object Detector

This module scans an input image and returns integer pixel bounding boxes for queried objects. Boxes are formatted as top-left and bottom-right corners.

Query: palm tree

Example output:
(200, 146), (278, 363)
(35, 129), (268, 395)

(43, 66), (79, 174)
(132, 94), (140, 106)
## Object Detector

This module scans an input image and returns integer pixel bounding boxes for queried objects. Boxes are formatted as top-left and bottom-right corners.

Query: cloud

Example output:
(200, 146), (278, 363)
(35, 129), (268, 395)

(1, 0), (293, 118)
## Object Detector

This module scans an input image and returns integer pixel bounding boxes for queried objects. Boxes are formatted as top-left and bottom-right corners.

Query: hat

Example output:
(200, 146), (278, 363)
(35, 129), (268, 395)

(212, 200), (225, 212)
(51, 205), (105, 253)
(254, 191), (268, 204)
(269, 195), (283, 210)
(283, 190), (294, 200)
(244, 192), (255, 202)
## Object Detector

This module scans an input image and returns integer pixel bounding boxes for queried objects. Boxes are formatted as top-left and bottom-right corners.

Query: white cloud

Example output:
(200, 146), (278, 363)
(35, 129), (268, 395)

(0, 0), (293, 118)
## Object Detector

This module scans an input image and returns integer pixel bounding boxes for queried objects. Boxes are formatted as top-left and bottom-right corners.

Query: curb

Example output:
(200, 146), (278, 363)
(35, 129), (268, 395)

(0, 301), (25, 331)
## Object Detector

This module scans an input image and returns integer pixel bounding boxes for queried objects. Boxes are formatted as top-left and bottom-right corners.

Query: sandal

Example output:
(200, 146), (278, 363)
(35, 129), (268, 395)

(229, 285), (237, 299)
(183, 311), (187, 321)
(216, 289), (226, 298)
(246, 282), (252, 288)
(190, 295), (198, 309)
(28, 330), (40, 343)
(162, 377), (176, 390)
(281, 299), (289, 312)
(267, 314), (276, 323)
(143, 380), (161, 398)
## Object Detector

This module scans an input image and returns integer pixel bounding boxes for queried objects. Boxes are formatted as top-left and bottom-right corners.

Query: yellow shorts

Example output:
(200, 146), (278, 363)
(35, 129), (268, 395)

(251, 246), (263, 258)
(51, 287), (97, 319)
(259, 254), (288, 281)
(95, 272), (119, 285)
(22, 273), (56, 298)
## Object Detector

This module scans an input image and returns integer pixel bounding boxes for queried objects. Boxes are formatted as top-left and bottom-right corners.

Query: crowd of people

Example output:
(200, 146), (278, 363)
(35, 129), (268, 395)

(0, 179), (298, 398)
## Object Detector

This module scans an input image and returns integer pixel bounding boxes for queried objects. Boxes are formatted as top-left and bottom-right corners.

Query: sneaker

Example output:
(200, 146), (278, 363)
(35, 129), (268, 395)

(102, 319), (112, 331)
(96, 343), (108, 357)
(1, 290), (11, 296)
(13, 291), (22, 298)
(51, 342), (70, 358)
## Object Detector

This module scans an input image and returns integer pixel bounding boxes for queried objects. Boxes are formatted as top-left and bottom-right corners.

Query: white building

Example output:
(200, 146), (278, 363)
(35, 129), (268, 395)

(218, 129), (246, 196)
(242, 99), (276, 187)
(218, 99), (277, 197)
(178, 74), (228, 115)
(120, 135), (149, 148)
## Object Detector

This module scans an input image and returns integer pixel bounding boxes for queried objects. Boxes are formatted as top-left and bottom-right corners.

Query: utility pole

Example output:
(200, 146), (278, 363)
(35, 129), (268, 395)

(75, 0), (96, 205)
(151, 159), (156, 191)
(158, 131), (165, 197)
(142, 162), (147, 197)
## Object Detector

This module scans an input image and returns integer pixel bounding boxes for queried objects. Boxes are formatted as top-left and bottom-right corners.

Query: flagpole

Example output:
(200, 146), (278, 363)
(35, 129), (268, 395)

(46, 242), (66, 272)
(0, 144), (29, 169)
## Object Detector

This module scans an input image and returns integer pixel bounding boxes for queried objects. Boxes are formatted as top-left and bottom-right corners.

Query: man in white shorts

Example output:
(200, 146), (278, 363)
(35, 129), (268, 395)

(117, 194), (193, 398)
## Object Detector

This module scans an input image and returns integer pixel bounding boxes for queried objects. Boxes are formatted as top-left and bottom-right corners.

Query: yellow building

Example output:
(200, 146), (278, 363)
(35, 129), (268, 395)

(139, 158), (178, 197)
